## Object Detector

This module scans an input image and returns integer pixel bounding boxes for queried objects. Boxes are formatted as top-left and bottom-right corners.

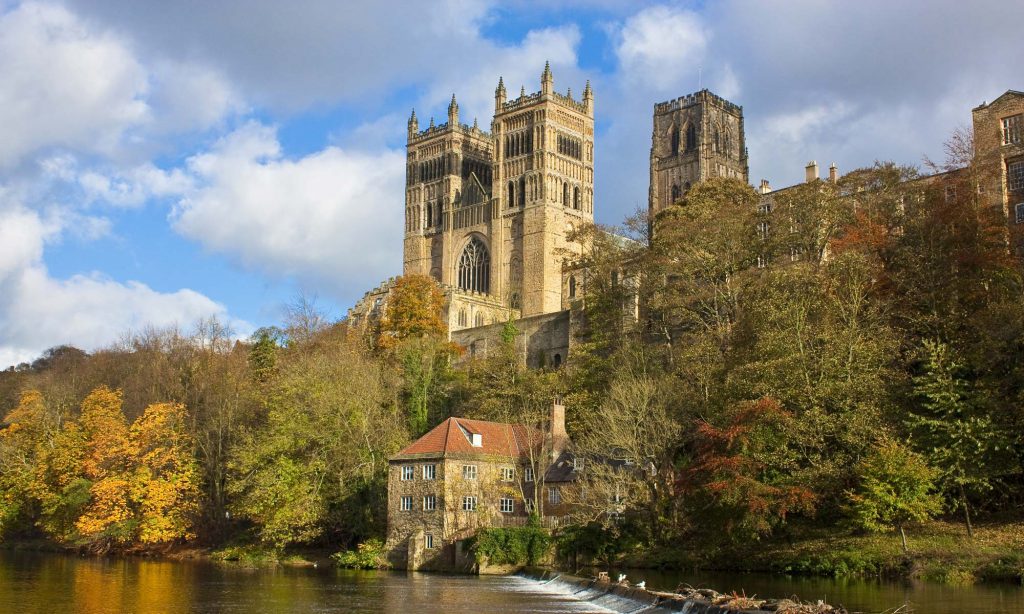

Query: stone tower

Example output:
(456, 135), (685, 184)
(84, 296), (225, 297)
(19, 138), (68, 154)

(493, 63), (595, 316)
(402, 64), (594, 320)
(648, 89), (748, 218)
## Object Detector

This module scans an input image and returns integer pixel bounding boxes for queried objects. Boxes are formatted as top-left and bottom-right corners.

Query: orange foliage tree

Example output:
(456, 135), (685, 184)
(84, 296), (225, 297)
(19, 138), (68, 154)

(375, 274), (448, 349)
(682, 397), (816, 540)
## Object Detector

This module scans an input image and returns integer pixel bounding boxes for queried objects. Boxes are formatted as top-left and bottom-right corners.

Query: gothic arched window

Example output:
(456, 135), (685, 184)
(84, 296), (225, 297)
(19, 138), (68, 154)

(458, 309), (467, 327)
(686, 124), (696, 151)
(426, 203), (433, 226)
(508, 181), (515, 207)
(670, 127), (680, 156)
(458, 237), (490, 294)
(519, 176), (526, 207)
(474, 312), (484, 327)
(573, 186), (580, 210)
(671, 184), (681, 202)
(563, 182), (569, 207)
(568, 275), (577, 299)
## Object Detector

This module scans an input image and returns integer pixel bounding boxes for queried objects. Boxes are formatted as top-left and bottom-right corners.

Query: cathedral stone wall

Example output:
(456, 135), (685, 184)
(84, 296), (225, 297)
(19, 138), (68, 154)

(451, 310), (570, 369)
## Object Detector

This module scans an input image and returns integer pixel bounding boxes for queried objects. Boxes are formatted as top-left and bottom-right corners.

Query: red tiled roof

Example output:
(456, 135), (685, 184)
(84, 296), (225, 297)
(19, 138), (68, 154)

(392, 417), (540, 460)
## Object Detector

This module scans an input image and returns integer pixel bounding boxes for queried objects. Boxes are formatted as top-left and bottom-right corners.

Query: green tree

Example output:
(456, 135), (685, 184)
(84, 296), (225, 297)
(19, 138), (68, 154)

(909, 340), (1007, 537)
(846, 438), (942, 553)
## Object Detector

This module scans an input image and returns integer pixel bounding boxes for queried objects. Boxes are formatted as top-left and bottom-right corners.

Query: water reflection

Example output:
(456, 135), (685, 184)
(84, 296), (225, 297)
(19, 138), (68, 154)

(600, 567), (1024, 614)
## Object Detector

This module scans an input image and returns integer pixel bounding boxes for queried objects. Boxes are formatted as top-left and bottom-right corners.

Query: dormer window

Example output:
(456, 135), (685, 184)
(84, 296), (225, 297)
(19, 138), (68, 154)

(457, 421), (483, 447)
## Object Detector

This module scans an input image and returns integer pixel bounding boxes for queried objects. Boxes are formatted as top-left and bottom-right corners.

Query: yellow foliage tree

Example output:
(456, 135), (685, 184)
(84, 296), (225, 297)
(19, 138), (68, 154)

(375, 274), (447, 349)
(130, 402), (201, 544)
(75, 386), (136, 545)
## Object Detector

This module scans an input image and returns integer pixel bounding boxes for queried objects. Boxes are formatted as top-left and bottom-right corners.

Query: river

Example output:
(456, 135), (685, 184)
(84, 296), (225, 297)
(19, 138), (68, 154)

(1, 551), (1023, 613)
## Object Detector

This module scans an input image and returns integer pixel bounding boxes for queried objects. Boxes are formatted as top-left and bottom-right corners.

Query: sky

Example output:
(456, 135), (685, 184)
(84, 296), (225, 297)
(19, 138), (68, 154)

(1, 0), (1022, 368)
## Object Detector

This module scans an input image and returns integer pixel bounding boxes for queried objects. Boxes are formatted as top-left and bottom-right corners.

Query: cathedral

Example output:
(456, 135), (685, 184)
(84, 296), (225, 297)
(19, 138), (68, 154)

(349, 64), (1024, 367)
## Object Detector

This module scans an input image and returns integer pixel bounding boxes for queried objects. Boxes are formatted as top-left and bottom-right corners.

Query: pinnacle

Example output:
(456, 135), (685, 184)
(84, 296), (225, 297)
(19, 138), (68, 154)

(520, 85), (526, 97)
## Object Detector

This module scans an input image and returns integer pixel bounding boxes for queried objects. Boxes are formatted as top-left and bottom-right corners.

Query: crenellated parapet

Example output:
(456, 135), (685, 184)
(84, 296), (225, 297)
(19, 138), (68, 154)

(654, 88), (742, 115)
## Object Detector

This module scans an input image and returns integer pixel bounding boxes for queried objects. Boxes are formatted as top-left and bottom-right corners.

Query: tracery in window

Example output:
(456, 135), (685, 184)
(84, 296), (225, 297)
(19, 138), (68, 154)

(458, 237), (490, 294)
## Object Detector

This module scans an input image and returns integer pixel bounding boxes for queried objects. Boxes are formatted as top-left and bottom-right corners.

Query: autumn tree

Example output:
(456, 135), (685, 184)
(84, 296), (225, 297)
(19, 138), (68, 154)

(846, 438), (942, 552)
(130, 402), (202, 544)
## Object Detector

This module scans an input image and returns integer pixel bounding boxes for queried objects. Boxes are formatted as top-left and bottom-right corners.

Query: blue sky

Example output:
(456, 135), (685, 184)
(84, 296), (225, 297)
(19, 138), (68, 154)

(1, 0), (1022, 367)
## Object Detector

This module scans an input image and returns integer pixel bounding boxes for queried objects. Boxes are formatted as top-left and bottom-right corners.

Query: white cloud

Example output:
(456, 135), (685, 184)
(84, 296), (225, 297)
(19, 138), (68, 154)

(0, 1), (149, 168)
(614, 6), (708, 95)
(0, 201), (238, 367)
(170, 122), (406, 294)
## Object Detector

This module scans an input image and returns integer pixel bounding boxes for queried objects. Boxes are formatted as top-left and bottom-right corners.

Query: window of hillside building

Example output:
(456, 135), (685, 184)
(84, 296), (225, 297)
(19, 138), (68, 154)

(757, 255), (769, 269)
(790, 246), (804, 262)
(400, 496), (412, 511)
(423, 464), (436, 480)
(462, 496), (477, 511)
(1009, 160), (1024, 192)
(458, 237), (490, 294)
(572, 457), (583, 471)
(425, 534), (435, 549)
(553, 353), (562, 368)
(1015, 203), (1024, 224)
(1003, 114), (1022, 145)
(500, 496), (514, 513)
(758, 202), (772, 214)
(423, 495), (436, 511)
(548, 487), (561, 505)
(524, 466), (534, 482)
(501, 467), (515, 482)
(401, 465), (414, 481)
(462, 465), (477, 480)
(757, 221), (770, 240)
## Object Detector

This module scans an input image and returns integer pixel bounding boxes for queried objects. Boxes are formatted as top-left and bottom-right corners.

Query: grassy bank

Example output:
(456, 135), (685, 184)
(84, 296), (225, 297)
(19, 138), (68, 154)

(627, 519), (1024, 585)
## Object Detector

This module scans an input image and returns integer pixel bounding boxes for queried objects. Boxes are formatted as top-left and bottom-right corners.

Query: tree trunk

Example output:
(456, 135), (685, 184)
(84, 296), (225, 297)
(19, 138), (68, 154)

(899, 524), (908, 554)
(960, 485), (974, 538)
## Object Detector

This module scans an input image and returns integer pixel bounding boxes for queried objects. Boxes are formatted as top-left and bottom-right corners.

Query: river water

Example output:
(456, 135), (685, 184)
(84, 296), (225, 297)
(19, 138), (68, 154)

(1, 551), (1023, 613)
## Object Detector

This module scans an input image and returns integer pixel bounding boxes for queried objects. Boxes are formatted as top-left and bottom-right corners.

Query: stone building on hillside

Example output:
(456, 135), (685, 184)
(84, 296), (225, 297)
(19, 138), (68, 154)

(385, 401), (575, 571)
(972, 90), (1024, 252)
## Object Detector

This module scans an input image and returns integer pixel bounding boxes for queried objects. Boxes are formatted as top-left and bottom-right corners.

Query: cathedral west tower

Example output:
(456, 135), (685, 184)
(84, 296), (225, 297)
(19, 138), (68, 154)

(402, 63), (594, 321)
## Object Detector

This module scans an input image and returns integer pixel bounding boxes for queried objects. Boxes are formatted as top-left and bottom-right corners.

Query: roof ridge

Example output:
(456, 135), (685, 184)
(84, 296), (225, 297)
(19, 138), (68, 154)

(443, 416), (455, 452)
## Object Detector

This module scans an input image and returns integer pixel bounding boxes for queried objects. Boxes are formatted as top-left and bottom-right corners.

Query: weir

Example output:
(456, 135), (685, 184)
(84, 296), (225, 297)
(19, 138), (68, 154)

(517, 570), (848, 614)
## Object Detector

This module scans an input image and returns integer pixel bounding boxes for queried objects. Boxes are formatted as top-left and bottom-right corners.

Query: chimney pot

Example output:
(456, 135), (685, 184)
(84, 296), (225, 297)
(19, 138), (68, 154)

(829, 162), (838, 183)
(805, 161), (819, 183)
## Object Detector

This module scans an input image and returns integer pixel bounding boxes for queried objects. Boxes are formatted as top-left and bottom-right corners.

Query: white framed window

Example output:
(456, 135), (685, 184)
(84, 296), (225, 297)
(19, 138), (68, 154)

(757, 202), (772, 214)
(462, 496), (477, 511)
(422, 464), (436, 480)
(1003, 114), (1022, 145)
(790, 246), (803, 262)
(757, 221), (770, 240)
(572, 457), (583, 471)
(499, 496), (514, 513)
(400, 496), (412, 511)
(423, 494), (436, 511)
(548, 487), (561, 505)
(1008, 160), (1024, 192)
(462, 465), (477, 480)
(757, 255), (769, 269)
(401, 465), (414, 481)
(1015, 203), (1024, 224)
(500, 467), (515, 482)
(524, 466), (534, 482)
(425, 534), (435, 549)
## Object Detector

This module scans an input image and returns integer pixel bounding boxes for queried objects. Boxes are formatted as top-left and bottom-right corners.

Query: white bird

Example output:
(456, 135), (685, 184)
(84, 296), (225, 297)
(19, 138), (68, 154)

(617, 574), (627, 583)
(636, 581), (646, 590)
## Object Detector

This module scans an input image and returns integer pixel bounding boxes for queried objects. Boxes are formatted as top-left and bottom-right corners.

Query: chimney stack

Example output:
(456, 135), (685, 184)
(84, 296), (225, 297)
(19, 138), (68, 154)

(759, 178), (772, 194)
(805, 161), (819, 183)
(829, 162), (838, 183)
(549, 397), (567, 461)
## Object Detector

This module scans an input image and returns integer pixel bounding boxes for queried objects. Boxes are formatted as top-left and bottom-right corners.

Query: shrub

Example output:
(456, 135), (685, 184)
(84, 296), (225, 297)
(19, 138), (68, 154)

(471, 527), (551, 566)
(332, 538), (391, 569)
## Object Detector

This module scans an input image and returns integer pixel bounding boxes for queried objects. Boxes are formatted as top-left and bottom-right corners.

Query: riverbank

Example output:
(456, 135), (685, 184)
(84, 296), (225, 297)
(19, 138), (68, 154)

(626, 518), (1024, 585)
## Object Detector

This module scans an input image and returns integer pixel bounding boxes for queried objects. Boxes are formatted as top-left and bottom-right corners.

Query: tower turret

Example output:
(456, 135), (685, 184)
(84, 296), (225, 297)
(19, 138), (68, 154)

(407, 108), (418, 138)
(583, 80), (593, 116)
(541, 60), (553, 95)
(495, 76), (506, 112)
(448, 94), (459, 126)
